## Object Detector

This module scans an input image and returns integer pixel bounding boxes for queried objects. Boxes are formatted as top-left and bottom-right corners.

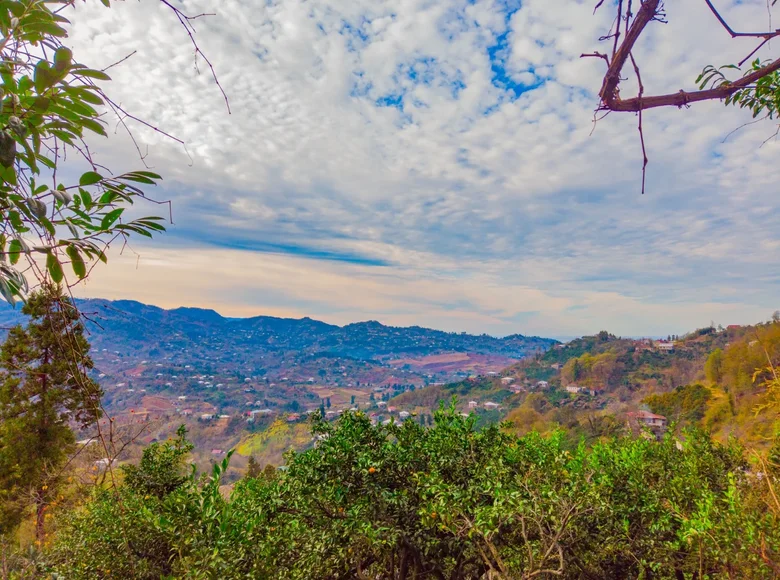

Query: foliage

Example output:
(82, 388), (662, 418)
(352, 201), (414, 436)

(0, 0), (169, 303)
(645, 383), (712, 425)
(121, 425), (193, 499)
(46, 406), (780, 579)
(705, 348), (724, 384)
(0, 284), (101, 538)
(698, 60), (780, 119)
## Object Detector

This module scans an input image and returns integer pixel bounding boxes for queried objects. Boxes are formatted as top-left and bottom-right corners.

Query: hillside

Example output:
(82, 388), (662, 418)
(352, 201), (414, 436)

(390, 321), (780, 449)
(0, 299), (555, 436)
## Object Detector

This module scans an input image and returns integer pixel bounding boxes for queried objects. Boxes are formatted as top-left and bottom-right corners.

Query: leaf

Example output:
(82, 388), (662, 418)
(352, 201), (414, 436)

(100, 207), (123, 230)
(79, 171), (103, 186)
(66, 245), (86, 278)
(8, 239), (21, 264)
(53, 47), (72, 73)
(74, 68), (111, 82)
(46, 251), (63, 283)
(80, 117), (107, 137)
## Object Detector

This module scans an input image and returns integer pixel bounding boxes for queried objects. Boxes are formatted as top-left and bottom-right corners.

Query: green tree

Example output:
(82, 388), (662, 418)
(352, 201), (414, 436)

(0, 285), (101, 540)
(245, 456), (261, 479)
(706, 348), (724, 384)
(121, 425), (193, 499)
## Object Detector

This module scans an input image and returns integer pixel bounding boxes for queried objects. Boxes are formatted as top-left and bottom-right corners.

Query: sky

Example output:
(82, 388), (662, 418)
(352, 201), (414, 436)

(62, 0), (780, 339)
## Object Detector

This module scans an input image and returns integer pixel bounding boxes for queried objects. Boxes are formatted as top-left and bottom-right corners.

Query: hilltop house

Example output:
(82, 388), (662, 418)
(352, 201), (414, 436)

(656, 341), (675, 352)
(627, 411), (668, 439)
(627, 410), (667, 428)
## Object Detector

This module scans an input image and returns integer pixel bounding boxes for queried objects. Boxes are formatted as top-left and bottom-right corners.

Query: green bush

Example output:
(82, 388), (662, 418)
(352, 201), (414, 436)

(46, 407), (780, 579)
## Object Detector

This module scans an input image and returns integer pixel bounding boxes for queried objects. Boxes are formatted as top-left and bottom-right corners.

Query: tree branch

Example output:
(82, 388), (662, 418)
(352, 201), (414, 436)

(606, 56), (780, 111)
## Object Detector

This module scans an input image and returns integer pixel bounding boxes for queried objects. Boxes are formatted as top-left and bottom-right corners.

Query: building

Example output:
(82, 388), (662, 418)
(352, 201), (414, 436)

(536, 381), (549, 389)
(468, 401), (478, 409)
(500, 377), (515, 385)
(656, 341), (675, 352)
(484, 402), (500, 410)
(565, 385), (582, 394)
(627, 410), (667, 429)
(399, 411), (411, 419)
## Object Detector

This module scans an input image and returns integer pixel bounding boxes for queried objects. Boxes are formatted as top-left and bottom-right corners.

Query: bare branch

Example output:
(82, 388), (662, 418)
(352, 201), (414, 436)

(703, 0), (780, 38)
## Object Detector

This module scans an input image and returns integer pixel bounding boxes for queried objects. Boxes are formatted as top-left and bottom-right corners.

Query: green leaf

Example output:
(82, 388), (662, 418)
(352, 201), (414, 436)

(66, 245), (86, 278)
(53, 47), (73, 73)
(46, 252), (63, 283)
(79, 171), (103, 186)
(100, 207), (123, 230)
(74, 68), (111, 81)
(8, 239), (21, 264)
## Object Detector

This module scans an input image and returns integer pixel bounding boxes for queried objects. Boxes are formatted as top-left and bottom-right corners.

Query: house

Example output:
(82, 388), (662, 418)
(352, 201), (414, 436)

(399, 411), (411, 419)
(536, 381), (549, 389)
(565, 385), (582, 394)
(468, 401), (478, 409)
(200, 413), (215, 421)
(500, 377), (515, 385)
(550, 363), (562, 370)
(727, 324), (740, 330)
(211, 449), (225, 455)
(484, 402), (500, 410)
(181, 409), (193, 416)
(177, 395), (187, 401)
(287, 413), (301, 422)
(626, 411), (668, 436)
(656, 341), (675, 352)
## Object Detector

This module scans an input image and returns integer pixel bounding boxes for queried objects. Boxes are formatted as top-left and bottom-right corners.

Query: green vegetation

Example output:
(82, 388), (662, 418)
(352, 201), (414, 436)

(0, 286), (101, 541)
(0, 0), (168, 303)
(37, 407), (780, 579)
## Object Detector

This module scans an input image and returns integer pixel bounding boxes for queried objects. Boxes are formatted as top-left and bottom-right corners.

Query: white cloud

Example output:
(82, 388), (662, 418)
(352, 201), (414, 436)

(61, 0), (780, 337)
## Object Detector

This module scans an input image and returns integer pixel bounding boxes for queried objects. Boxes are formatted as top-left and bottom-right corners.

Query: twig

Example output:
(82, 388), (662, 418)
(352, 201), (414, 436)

(630, 53), (648, 194)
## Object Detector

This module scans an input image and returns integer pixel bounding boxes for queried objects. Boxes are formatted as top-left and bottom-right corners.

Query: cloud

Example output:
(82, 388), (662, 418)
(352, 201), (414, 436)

(62, 0), (780, 337)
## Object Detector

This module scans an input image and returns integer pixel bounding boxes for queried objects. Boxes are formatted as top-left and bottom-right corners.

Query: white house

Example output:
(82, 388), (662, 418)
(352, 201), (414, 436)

(484, 402), (500, 410)
(399, 411), (411, 419)
(500, 377), (515, 385)
(536, 381), (549, 389)
(656, 341), (675, 352)
(565, 385), (582, 394)
(468, 401), (478, 409)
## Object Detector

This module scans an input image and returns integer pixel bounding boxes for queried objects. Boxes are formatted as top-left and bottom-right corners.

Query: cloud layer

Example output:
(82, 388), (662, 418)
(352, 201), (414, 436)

(64, 0), (780, 338)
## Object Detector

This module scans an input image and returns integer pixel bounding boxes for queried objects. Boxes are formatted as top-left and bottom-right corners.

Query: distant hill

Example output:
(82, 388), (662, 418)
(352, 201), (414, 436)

(0, 297), (556, 381)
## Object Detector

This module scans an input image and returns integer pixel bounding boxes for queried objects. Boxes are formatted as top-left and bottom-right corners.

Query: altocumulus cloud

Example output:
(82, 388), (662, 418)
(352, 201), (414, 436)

(65, 0), (780, 338)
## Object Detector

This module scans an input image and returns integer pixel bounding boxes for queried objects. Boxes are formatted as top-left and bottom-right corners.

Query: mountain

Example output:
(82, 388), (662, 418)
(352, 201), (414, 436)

(0, 298), (557, 423)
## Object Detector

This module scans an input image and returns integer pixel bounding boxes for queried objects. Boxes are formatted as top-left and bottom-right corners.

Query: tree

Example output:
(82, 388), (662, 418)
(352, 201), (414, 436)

(587, 0), (780, 192)
(0, 285), (101, 540)
(48, 407), (779, 579)
(0, 0), (197, 303)
(705, 348), (724, 384)
(326, 397), (331, 409)
(121, 425), (193, 499)
(245, 456), (261, 479)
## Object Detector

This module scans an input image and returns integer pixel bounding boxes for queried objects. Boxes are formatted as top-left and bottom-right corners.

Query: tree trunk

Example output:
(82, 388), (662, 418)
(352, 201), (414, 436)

(35, 493), (45, 543)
